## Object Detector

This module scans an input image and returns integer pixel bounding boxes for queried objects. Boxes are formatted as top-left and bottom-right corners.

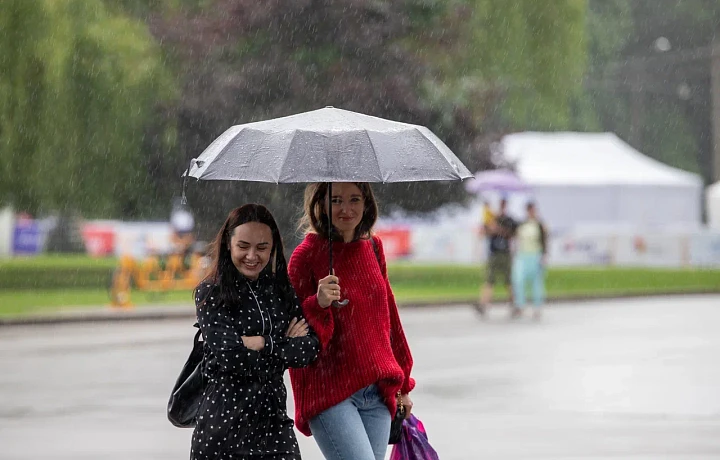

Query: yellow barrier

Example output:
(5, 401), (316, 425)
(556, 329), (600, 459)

(109, 250), (209, 308)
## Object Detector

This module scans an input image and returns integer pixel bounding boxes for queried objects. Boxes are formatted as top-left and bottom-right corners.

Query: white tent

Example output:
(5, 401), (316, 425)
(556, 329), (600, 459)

(707, 181), (720, 230)
(501, 132), (703, 230)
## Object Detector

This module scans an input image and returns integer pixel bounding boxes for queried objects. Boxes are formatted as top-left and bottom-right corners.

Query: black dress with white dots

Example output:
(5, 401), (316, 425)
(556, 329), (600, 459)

(190, 273), (319, 460)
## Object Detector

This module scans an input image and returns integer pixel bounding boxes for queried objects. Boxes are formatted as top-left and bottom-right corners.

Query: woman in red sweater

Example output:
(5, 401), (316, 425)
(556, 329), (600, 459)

(288, 182), (415, 460)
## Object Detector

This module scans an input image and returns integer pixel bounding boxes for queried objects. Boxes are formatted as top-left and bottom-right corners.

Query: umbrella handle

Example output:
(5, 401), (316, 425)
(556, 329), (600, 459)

(326, 182), (348, 308)
(332, 299), (350, 308)
(329, 279), (349, 308)
(181, 158), (198, 205)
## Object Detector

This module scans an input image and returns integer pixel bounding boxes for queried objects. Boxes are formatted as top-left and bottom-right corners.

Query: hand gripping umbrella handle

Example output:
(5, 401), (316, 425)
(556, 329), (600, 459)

(331, 279), (349, 308)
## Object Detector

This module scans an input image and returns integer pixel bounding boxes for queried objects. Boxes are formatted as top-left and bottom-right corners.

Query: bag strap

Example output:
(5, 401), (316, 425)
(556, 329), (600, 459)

(370, 236), (381, 268)
(193, 322), (203, 344)
(371, 237), (403, 399)
(370, 236), (396, 349)
(192, 322), (205, 380)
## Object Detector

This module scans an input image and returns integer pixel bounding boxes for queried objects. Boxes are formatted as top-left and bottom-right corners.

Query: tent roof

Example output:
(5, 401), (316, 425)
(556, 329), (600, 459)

(708, 181), (720, 195)
(502, 132), (703, 187)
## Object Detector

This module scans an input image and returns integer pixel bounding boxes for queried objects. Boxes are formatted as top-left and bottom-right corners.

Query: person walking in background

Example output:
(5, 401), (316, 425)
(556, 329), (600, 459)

(477, 197), (518, 317)
(510, 201), (548, 320)
(288, 182), (415, 460)
(479, 200), (495, 237)
(191, 204), (319, 460)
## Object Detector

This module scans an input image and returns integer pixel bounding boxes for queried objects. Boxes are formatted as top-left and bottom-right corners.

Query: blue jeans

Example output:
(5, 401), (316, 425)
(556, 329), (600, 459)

(512, 252), (545, 308)
(309, 384), (391, 460)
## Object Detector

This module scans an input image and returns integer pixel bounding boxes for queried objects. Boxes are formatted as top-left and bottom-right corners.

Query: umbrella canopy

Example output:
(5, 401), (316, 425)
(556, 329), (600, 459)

(464, 168), (530, 194)
(185, 107), (472, 183)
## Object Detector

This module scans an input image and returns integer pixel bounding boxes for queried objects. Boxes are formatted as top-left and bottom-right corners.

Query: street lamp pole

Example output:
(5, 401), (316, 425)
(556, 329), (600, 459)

(612, 40), (720, 183)
(629, 61), (646, 148)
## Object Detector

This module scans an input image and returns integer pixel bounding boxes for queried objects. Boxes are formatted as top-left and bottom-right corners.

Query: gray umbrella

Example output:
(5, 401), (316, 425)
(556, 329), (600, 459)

(184, 107), (471, 184)
(182, 106), (473, 306)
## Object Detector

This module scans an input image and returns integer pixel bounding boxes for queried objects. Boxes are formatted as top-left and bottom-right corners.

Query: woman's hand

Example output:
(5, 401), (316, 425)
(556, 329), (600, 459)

(241, 336), (265, 351)
(317, 275), (341, 308)
(400, 394), (413, 419)
(286, 317), (309, 338)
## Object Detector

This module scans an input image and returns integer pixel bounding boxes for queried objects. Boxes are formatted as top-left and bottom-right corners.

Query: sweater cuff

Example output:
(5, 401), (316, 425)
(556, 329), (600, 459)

(401, 376), (416, 394)
(302, 294), (334, 350)
(305, 294), (331, 320)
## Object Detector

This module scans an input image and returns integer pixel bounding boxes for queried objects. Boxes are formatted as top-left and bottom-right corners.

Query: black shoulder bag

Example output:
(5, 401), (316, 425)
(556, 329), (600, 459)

(167, 322), (205, 428)
(369, 237), (406, 445)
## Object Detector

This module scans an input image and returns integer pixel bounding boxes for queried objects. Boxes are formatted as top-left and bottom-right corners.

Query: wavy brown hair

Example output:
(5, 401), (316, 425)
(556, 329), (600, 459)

(197, 204), (293, 306)
(298, 182), (379, 241)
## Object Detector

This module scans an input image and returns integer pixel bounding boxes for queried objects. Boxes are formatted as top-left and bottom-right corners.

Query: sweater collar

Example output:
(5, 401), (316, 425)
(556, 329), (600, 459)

(307, 232), (368, 247)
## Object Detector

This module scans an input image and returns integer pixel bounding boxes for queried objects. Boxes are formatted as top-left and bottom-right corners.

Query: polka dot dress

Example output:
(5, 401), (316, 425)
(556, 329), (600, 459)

(190, 274), (319, 460)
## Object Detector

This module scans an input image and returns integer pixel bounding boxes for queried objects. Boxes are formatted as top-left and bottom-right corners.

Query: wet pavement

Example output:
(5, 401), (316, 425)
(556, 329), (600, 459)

(1, 295), (719, 459)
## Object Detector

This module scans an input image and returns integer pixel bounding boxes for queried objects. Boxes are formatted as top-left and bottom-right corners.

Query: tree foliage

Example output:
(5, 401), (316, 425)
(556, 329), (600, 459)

(584, 0), (720, 180)
(407, 0), (587, 132)
(0, 0), (174, 217)
(2, 0), (591, 237)
(148, 0), (589, 242)
(149, 0), (488, 241)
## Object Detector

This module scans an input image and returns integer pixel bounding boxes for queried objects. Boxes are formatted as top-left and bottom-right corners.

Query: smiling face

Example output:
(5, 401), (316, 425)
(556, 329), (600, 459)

(228, 222), (273, 280)
(328, 182), (365, 242)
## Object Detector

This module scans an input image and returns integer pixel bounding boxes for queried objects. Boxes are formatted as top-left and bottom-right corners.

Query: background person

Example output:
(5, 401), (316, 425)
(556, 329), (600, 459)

(477, 197), (518, 317)
(511, 201), (548, 320)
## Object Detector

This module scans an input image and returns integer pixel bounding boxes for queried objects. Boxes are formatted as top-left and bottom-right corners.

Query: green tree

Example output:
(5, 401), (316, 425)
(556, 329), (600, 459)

(150, 0), (494, 242)
(583, 0), (720, 179)
(0, 0), (175, 217)
(148, 0), (590, 245)
(408, 0), (588, 135)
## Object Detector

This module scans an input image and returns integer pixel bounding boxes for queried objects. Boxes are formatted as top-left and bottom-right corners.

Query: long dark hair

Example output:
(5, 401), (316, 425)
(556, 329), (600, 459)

(197, 204), (292, 307)
(298, 182), (379, 241)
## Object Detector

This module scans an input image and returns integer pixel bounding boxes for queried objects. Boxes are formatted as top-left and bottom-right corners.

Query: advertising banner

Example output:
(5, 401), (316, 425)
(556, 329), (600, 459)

(12, 218), (42, 255)
(689, 232), (720, 267)
(114, 222), (174, 258)
(81, 223), (116, 257)
(410, 225), (481, 265)
(374, 227), (412, 260)
(613, 233), (687, 267)
(548, 233), (614, 266)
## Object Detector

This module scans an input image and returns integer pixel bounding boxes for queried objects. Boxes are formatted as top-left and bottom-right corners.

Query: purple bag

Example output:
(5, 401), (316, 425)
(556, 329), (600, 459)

(389, 414), (440, 460)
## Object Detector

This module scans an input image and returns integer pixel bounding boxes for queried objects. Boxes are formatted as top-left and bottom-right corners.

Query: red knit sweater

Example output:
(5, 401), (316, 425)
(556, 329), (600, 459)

(288, 233), (415, 437)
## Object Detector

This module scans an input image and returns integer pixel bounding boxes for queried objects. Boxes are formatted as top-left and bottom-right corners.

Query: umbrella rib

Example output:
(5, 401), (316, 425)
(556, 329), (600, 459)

(251, 129), (280, 184)
(413, 127), (471, 180)
(361, 129), (385, 183)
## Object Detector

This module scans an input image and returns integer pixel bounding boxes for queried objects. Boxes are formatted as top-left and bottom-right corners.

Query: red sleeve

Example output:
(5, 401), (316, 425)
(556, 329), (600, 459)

(374, 236), (416, 394)
(288, 237), (335, 351)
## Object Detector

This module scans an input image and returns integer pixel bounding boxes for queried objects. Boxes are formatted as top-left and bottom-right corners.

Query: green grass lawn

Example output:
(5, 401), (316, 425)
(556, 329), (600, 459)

(0, 254), (117, 269)
(2, 261), (719, 317)
(0, 289), (193, 317)
(389, 264), (720, 303)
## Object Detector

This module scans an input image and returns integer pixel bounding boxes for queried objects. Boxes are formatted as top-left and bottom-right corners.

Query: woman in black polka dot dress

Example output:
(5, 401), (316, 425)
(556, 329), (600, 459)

(191, 204), (319, 460)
